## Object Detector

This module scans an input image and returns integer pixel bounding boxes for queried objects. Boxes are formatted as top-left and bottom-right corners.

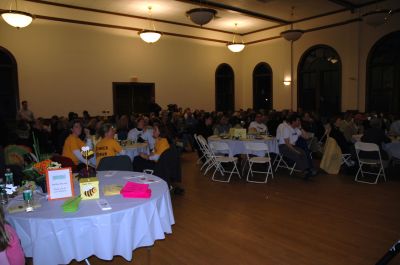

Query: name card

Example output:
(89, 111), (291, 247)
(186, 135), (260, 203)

(46, 168), (75, 200)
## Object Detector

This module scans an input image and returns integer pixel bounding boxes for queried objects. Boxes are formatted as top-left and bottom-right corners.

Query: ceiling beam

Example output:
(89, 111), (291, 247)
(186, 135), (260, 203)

(327, 0), (357, 12)
(176, 0), (289, 24)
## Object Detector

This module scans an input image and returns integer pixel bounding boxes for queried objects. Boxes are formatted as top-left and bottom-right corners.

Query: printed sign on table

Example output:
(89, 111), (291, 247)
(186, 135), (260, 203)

(46, 168), (75, 200)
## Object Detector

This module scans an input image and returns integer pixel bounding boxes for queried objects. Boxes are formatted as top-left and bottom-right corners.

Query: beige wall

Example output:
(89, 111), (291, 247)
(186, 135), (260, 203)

(0, 2), (399, 117)
(0, 20), (242, 117)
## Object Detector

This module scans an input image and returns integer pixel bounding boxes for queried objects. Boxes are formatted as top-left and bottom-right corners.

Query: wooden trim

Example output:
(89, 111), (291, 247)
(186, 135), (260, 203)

(246, 18), (360, 46)
(28, 13), (229, 44)
(327, 0), (356, 11)
(176, 0), (288, 24)
(25, 0), (233, 34)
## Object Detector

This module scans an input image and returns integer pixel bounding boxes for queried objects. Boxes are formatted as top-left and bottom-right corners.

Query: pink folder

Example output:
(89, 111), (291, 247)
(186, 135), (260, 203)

(120, 181), (152, 198)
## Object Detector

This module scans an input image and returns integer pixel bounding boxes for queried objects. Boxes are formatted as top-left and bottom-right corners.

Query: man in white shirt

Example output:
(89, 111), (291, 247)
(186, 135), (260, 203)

(127, 117), (155, 149)
(277, 114), (316, 179)
(248, 113), (268, 134)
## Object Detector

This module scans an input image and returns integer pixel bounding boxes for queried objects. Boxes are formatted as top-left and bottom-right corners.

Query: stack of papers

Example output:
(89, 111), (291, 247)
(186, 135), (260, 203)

(120, 182), (151, 199)
(103, 184), (123, 196)
(61, 196), (82, 212)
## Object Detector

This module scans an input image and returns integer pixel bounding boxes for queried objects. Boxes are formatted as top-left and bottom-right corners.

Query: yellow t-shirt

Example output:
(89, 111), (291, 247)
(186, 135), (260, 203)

(95, 138), (123, 166)
(154, 138), (170, 157)
(62, 134), (85, 165)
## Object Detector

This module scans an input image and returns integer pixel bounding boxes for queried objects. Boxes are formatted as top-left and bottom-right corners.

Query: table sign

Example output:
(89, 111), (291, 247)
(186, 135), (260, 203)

(46, 168), (75, 200)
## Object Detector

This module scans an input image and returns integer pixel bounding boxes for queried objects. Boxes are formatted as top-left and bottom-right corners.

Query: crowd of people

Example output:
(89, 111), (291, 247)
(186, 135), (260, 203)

(2, 100), (400, 182)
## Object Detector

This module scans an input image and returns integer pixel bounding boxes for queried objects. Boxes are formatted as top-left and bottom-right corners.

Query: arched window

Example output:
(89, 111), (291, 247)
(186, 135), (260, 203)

(215, 63), (234, 112)
(366, 31), (400, 113)
(298, 45), (341, 116)
(0, 47), (19, 121)
(253, 62), (273, 111)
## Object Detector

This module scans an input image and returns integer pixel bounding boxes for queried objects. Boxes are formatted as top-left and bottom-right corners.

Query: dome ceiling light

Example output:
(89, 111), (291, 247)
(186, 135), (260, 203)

(227, 23), (245, 53)
(186, 8), (217, 26)
(280, 6), (303, 42)
(138, 6), (162, 43)
(1, 0), (33, 28)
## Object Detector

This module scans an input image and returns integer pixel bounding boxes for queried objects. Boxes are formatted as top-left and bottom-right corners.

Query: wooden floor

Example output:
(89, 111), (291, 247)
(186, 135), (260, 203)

(69, 153), (400, 265)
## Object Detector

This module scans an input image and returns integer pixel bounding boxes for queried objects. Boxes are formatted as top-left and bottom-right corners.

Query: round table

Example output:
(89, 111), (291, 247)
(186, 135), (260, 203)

(208, 135), (279, 157)
(5, 171), (175, 265)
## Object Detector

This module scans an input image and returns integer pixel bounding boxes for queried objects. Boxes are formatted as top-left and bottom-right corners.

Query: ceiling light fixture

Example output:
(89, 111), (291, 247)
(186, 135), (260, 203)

(362, 9), (391, 26)
(281, 7), (303, 42)
(138, 6), (161, 43)
(1, 0), (33, 28)
(227, 23), (245, 53)
(186, 8), (216, 26)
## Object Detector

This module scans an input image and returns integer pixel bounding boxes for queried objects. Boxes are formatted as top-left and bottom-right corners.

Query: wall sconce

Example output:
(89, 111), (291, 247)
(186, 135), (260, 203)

(283, 80), (291, 86)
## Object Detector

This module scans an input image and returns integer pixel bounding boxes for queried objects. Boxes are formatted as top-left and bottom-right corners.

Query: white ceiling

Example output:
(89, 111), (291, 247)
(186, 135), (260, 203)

(21, 0), (396, 34)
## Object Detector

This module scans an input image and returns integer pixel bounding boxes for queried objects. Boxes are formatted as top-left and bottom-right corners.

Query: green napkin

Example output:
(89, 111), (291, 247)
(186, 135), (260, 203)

(62, 196), (82, 212)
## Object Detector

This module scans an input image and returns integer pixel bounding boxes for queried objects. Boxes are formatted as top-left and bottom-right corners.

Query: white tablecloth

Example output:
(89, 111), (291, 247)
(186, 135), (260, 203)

(208, 135), (279, 157)
(123, 143), (149, 161)
(5, 171), (175, 265)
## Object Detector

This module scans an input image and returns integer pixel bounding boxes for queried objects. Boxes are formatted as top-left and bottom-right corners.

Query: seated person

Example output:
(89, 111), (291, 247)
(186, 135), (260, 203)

(127, 117), (155, 148)
(62, 120), (95, 167)
(277, 114), (316, 179)
(339, 112), (358, 143)
(95, 123), (124, 167)
(329, 116), (353, 154)
(133, 124), (170, 172)
(248, 113), (268, 134)
(213, 115), (231, 135)
(389, 114), (400, 136)
(0, 207), (25, 265)
(361, 118), (391, 160)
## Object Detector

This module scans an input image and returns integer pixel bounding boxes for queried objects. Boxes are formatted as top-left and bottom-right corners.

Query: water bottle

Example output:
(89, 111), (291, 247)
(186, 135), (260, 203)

(5, 168), (13, 186)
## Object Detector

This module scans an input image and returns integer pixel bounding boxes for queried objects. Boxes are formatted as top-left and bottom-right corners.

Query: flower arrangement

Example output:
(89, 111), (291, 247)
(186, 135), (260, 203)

(23, 160), (62, 192)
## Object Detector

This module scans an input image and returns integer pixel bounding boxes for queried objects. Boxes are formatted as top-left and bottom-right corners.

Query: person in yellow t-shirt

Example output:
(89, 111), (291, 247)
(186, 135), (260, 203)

(62, 120), (94, 166)
(95, 123), (124, 166)
(132, 124), (170, 172)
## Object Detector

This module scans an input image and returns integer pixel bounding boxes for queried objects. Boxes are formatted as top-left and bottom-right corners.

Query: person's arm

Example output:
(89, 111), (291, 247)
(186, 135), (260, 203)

(5, 224), (25, 265)
(284, 138), (301, 154)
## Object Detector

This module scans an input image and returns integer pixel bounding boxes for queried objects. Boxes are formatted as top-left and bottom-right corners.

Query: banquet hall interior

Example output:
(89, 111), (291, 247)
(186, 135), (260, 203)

(1, 0), (400, 264)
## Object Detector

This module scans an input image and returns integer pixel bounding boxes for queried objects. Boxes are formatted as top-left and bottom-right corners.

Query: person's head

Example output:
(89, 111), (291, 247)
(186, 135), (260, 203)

(152, 123), (168, 139)
(287, 114), (301, 128)
(70, 120), (83, 136)
(0, 203), (9, 251)
(97, 123), (115, 139)
(369, 118), (382, 129)
(21, 100), (28, 110)
(330, 115), (343, 128)
(204, 113), (213, 126)
(220, 116), (228, 125)
(83, 110), (90, 119)
(136, 117), (145, 129)
(255, 113), (263, 124)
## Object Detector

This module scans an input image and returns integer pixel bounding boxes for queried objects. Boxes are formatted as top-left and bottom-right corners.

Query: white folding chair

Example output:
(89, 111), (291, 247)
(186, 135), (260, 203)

(209, 141), (241, 183)
(244, 142), (273, 183)
(354, 142), (387, 184)
(193, 134), (206, 165)
(197, 135), (217, 175)
(341, 153), (353, 166)
(274, 153), (297, 175)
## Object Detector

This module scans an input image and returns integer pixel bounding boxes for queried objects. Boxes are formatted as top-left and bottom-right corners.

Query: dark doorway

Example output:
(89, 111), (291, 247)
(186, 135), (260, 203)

(366, 31), (400, 113)
(253, 62), (273, 111)
(298, 45), (341, 116)
(215, 63), (234, 112)
(113, 82), (155, 116)
(0, 46), (19, 121)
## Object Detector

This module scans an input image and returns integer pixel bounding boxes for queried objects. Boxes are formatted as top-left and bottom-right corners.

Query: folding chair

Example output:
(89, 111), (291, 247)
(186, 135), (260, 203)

(194, 134), (206, 165)
(354, 142), (387, 184)
(274, 153), (297, 175)
(97, 155), (133, 171)
(341, 153), (353, 166)
(196, 135), (218, 175)
(209, 141), (241, 183)
(243, 142), (273, 183)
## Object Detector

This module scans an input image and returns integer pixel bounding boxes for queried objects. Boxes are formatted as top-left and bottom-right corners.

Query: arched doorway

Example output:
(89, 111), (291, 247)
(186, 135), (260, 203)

(253, 62), (273, 111)
(298, 45), (341, 116)
(0, 46), (19, 121)
(215, 63), (234, 112)
(366, 31), (400, 113)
